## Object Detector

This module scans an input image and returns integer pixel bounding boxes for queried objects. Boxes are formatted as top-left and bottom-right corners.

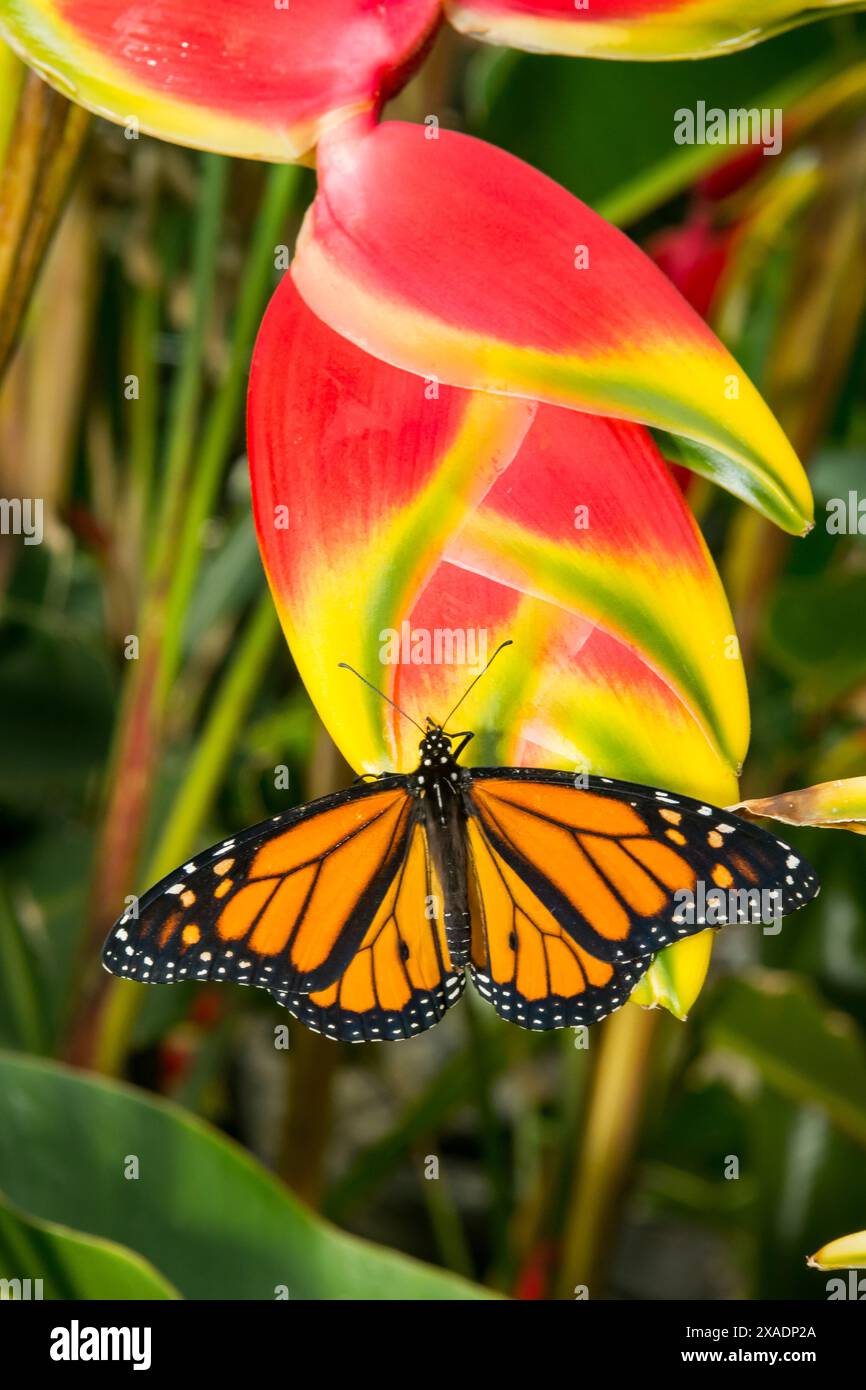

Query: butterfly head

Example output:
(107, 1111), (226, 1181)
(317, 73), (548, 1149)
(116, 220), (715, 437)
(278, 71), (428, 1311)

(418, 723), (453, 762)
(413, 724), (463, 797)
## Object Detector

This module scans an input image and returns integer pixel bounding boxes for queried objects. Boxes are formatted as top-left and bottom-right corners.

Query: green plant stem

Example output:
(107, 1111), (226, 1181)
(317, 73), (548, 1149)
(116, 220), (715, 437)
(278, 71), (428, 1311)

(145, 155), (227, 585)
(158, 164), (301, 704)
(463, 990), (513, 1288)
(0, 71), (90, 380)
(90, 590), (281, 1076)
(127, 278), (161, 563)
(88, 154), (227, 931)
(0, 879), (48, 1054)
(66, 158), (231, 1068)
(80, 169), (301, 1076)
(555, 1006), (659, 1299)
(419, 1160), (476, 1281)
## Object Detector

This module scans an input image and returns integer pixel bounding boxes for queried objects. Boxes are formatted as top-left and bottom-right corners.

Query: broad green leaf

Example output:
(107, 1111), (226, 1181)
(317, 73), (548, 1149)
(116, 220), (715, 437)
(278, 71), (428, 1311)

(0, 1192), (178, 1299)
(0, 1052), (496, 1300)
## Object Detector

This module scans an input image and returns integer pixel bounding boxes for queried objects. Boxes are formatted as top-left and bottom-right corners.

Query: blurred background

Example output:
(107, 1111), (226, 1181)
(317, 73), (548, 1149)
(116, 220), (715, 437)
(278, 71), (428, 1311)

(1, 15), (866, 1300)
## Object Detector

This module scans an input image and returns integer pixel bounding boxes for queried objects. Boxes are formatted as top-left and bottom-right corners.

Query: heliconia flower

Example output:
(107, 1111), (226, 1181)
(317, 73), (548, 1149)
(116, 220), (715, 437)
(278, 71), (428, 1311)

(5, 1), (865, 162)
(293, 120), (813, 537)
(248, 273), (745, 808)
(443, 0), (865, 61)
(731, 777), (866, 835)
(808, 1229), (866, 1270)
(0, 0), (442, 160)
(3, 1), (821, 1029)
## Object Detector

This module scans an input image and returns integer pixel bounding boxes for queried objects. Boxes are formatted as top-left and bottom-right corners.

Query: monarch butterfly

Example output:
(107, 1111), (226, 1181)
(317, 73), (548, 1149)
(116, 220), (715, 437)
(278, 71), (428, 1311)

(102, 646), (819, 1042)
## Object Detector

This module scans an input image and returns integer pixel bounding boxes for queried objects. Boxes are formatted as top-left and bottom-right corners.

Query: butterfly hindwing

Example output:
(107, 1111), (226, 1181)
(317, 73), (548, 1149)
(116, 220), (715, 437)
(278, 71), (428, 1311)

(103, 777), (419, 996)
(463, 769), (818, 1030)
(466, 812), (647, 1030)
(271, 820), (464, 1042)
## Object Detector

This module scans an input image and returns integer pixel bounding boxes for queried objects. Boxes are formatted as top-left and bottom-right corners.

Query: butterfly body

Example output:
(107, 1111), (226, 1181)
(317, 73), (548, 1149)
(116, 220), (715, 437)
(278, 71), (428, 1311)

(411, 725), (473, 967)
(103, 730), (819, 1042)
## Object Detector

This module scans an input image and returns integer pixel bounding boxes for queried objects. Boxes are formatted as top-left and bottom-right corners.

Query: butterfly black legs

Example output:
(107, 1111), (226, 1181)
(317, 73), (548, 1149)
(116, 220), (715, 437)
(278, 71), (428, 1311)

(450, 731), (475, 760)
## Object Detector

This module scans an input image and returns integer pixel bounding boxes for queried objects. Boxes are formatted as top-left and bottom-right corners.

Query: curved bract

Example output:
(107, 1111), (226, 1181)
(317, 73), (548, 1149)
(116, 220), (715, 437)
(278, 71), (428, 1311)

(732, 776), (866, 834)
(445, 0), (866, 61)
(0, 0), (441, 159)
(294, 122), (813, 536)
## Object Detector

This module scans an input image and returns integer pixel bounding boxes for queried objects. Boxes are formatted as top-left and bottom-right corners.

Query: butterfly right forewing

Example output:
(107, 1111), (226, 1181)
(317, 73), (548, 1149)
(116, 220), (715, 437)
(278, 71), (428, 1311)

(461, 769), (819, 1030)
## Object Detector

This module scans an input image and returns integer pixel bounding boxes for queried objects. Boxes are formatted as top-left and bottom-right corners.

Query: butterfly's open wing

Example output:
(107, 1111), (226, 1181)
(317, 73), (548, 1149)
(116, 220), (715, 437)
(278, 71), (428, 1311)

(102, 776), (463, 1042)
(465, 812), (645, 1029)
(104, 779), (415, 995)
(272, 818), (464, 1042)
(463, 770), (819, 1030)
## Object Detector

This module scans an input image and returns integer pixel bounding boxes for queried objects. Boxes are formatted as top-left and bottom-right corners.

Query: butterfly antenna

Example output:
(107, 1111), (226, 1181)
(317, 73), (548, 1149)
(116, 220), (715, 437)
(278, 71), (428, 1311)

(337, 663), (426, 734)
(441, 640), (513, 731)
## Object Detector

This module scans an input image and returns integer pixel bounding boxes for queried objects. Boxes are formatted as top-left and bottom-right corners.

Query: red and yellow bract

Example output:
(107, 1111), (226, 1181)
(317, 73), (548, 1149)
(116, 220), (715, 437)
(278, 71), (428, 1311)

(3, 0), (864, 158)
(294, 121), (813, 539)
(0, 0), (441, 159)
(444, 0), (862, 60)
(248, 275), (748, 808)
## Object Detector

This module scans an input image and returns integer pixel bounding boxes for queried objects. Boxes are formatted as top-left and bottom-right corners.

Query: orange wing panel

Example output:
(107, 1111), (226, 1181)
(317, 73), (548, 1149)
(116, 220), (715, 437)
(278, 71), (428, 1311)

(278, 823), (465, 1042)
(466, 817), (638, 1029)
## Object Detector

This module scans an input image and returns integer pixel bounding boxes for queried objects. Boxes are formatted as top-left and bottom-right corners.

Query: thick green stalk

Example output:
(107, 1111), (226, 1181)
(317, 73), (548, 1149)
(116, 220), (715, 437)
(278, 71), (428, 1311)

(555, 1006), (659, 1299)
(0, 879), (48, 1054)
(147, 591), (279, 884)
(126, 279), (161, 562)
(0, 71), (89, 379)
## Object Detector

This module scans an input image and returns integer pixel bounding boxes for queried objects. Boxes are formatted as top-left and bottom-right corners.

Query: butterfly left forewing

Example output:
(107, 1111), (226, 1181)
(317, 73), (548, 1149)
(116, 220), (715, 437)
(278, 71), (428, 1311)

(102, 779), (417, 995)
